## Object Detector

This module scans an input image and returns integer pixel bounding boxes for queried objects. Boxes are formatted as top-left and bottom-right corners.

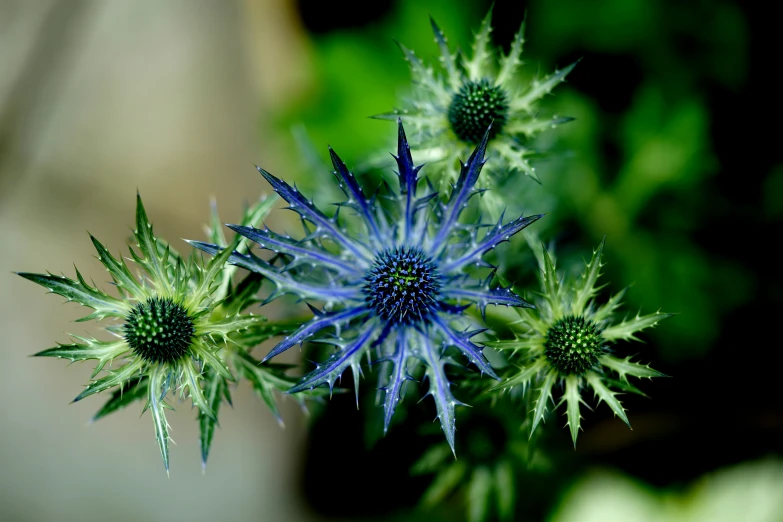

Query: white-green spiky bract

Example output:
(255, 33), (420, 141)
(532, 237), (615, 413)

(487, 238), (672, 446)
(375, 8), (576, 191)
(18, 194), (306, 472)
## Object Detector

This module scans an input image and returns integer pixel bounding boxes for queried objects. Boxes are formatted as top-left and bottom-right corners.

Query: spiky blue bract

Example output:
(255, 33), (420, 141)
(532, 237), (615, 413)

(19, 194), (313, 472)
(194, 121), (542, 453)
(374, 8), (576, 191)
(487, 239), (672, 447)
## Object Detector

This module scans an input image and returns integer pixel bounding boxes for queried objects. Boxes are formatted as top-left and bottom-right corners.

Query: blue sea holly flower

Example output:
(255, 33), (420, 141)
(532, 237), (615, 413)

(192, 121), (543, 451)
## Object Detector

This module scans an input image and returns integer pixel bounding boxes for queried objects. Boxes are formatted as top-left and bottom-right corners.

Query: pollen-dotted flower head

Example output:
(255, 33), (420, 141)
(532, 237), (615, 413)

(193, 121), (543, 452)
(375, 8), (576, 193)
(488, 239), (672, 446)
(19, 195), (294, 472)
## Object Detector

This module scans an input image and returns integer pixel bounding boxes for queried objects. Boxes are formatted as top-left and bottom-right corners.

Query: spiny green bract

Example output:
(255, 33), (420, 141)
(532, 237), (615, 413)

(18, 194), (316, 472)
(375, 7), (576, 191)
(487, 238), (672, 446)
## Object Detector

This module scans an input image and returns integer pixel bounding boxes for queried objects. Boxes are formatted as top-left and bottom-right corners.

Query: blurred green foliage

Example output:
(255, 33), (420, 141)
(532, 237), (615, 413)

(550, 460), (783, 522)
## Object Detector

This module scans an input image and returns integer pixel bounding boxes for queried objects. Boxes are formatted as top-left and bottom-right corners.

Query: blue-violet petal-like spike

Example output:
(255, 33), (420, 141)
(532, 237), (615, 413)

(441, 285), (532, 309)
(441, 284), (533, 322)
(262, 306), (370, 363)
(328, 147), (382, 239)
(419, 331), (461, 455)
(287, 322), (378, 394)
(255, 165), (372, 262)
(381, 331), (410, 433)
(431, 314), (499, 379)
(226, 224), (357, 275)
(442, 213), (544, 271)
(431, 125), (492, 251)
(393, 120), (423, 237)
(394, 119), (420, 197)
(187, 241), (362, 303)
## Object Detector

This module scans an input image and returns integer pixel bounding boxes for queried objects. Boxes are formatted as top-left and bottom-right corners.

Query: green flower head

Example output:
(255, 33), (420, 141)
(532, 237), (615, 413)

(488, 239), (672, 446)
(375, 8), (576, 188)
(18, 194), (299, 472)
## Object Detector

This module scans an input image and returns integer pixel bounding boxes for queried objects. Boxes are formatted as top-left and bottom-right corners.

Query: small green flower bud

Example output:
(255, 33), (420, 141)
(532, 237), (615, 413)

(545, 315), (605, 375)
(124, 297), (194, 363)
(447, 79), (509, 144)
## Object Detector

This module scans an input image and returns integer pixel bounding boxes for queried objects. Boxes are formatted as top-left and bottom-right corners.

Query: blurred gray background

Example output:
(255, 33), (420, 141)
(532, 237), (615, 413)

(0, 1), (322, 520)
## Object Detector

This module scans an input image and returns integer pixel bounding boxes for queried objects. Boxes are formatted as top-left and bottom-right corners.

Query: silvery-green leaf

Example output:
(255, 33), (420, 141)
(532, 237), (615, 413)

(148, 366), (171, 473)
(530, 370), (557, 437)
(586, 372), (630, 428)
(92, 378), (148, 422)
(465, 8), (494, 80)
(600, 355), (666, 380)
(73, 358), (145, 403)
(199, 368), (226, 468)
(510, 62), (577, 112)
(563, 375), (583, 447)
(572, 238), (606, 315)
(602, 311), (673, 341)
(18, 271), (130, 321)
(132, 193), (170, 292)
(90, 234), (143, 298)
(496, 19), (525, 85)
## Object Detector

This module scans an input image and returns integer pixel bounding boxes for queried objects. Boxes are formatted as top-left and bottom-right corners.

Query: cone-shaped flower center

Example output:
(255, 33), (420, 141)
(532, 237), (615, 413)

(448, 79), (509, 144)
(364, 247), (441, 325)
(124, 297), (195, 363)
(545, 315), (604, 375)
